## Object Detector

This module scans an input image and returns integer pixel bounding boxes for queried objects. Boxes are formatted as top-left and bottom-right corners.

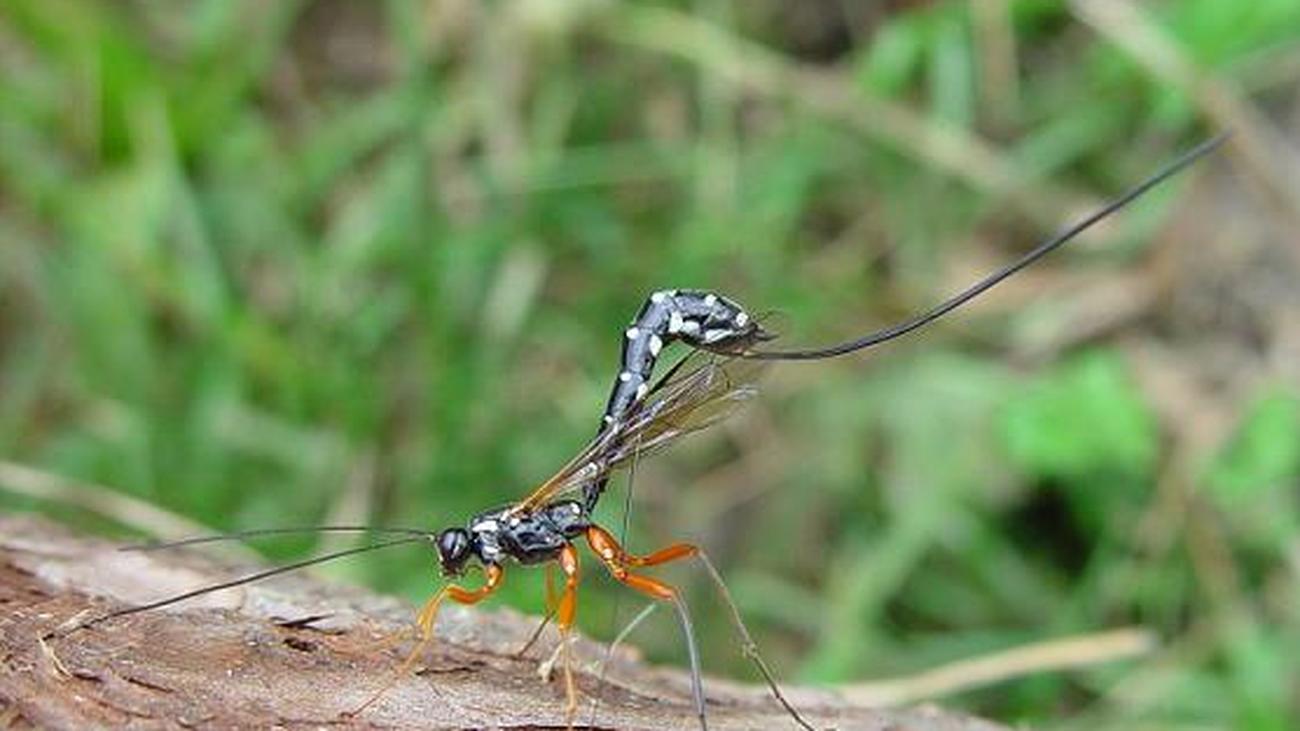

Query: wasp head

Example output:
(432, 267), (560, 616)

(435, 527), (473, 577)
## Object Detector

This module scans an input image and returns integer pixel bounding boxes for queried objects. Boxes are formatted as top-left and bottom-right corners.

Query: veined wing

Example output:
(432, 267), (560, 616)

(604, 353), (765, 464)
(512, 354), (766, 513)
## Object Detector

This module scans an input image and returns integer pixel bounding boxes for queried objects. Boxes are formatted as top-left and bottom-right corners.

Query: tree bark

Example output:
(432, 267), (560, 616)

(0, 516), (1007, 731)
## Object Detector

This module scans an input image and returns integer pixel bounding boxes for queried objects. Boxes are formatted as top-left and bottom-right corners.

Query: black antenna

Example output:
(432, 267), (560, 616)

(57, 536), (426, 636)
(122, 526), (431, 552)
(746, 133), (1228, 361)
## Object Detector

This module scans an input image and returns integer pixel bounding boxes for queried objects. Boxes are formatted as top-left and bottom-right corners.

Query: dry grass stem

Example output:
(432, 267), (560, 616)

(840, 627), (1157, 707)
(1071, 0), (1300, 233)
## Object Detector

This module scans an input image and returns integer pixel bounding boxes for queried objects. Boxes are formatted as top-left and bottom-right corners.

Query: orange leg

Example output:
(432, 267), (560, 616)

(586, 526), (707, 730)
(628, 543), (698, 567)
(587, 526), (817, 731)
(588, 525), (698, 574)
(586, 527), (691, 606)
(348, 564), (504, 717)
(556, 545), (580, 630)
(554, 545), (581, 726)
(328, 622), (414, 656)
(332, 570), (515, 656)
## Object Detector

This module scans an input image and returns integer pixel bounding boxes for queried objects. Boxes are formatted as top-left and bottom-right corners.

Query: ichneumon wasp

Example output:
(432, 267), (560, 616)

(50, 134), (1226, 730)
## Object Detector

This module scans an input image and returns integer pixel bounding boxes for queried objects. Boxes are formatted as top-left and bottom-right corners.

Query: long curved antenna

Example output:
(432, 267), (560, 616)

(53, 536), (426, 637)
(746, 133), (1228, 361)
(122, 526), (432, 551)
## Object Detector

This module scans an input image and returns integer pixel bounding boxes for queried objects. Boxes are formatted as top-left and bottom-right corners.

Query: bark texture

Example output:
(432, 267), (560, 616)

(0, 516), (1007, 731)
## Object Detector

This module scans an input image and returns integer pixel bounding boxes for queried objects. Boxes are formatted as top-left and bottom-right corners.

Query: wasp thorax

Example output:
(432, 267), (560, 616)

(436, 527), (472, 576)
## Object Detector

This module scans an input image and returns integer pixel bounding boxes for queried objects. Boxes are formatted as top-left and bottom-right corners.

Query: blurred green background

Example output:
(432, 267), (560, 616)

(3, 1), (1299, 729)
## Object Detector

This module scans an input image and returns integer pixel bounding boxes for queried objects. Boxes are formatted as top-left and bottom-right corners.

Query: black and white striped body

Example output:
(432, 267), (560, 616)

(601, 290), (769, 428)
(589, 289), (772, 511)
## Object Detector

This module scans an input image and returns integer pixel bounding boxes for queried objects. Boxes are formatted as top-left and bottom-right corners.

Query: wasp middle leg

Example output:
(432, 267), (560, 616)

(554, 545), (582, 726)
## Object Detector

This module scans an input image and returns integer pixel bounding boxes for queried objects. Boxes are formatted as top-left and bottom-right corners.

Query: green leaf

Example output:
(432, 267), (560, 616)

(855, 14), (927, 94)
(1207, 389), (1300, 499)
(1001, 352), (1157, 480)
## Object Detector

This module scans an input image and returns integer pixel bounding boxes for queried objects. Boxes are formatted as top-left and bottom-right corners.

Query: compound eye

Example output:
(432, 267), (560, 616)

(437, 529), (470, 565)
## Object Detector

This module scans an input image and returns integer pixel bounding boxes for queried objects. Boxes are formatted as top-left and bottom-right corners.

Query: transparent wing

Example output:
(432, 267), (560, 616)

(514, 353), (765, 512)
(608, 353), (765, 463)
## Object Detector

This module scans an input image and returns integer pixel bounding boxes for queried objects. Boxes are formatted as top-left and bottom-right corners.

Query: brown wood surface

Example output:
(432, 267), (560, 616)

(0, 516), (1008, 731)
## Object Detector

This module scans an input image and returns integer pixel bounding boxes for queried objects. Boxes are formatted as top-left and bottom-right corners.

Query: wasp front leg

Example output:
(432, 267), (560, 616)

(348, 564), (504, 717)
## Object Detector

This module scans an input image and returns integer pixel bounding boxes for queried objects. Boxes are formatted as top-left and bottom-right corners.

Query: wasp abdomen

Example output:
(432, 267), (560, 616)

(601, 290), (766, 429)
(586, 290), (771, 513)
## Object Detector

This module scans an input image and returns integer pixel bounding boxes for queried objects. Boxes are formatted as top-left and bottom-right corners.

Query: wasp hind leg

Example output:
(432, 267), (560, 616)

(586, 526), (708, 731)
(346, 564), (504, 717)
(586, 525), (820, 731)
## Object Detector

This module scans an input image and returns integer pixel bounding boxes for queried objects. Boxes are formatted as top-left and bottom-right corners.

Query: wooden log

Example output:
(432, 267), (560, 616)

(0, 516), (1007, 731)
